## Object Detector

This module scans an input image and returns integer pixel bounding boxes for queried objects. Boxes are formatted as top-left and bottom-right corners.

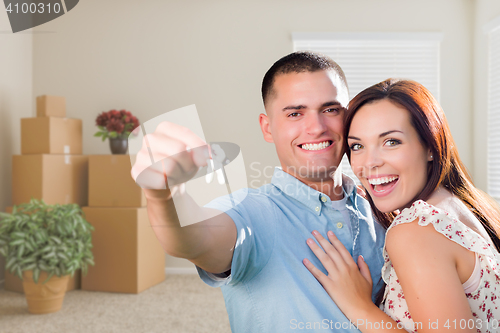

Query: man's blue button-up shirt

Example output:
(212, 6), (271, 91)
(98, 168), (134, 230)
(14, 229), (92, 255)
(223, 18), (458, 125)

(197, 168), (386, 332)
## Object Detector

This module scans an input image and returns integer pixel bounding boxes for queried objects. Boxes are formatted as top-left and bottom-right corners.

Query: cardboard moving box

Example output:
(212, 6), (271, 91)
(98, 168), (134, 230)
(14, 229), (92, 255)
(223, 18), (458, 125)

(81, 207), (165, 293)
(3, 207), (81, 293)
(36, 95), (66, 117)
(88, 155), (146, 207)
(21, 117), (82, 155)
(12, 155), (89, 206)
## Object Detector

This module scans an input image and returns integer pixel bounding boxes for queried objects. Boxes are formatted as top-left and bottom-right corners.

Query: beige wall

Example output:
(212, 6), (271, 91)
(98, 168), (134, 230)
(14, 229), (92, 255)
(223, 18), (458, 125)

(473, 1), (500, 191)
(29, 0), (474, 270)
(33, 0), (475, 172)
(0, 10), (33, 283)
(0, 0), (463, 276)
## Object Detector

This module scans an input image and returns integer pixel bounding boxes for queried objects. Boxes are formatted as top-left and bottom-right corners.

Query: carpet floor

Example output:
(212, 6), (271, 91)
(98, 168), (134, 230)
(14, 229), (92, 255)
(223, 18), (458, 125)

(0, 275), (231, 333)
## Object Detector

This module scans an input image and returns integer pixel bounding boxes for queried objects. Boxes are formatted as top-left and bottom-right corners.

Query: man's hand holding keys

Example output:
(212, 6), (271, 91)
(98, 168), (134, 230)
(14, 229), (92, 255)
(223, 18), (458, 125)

(130, 121), (211, 200)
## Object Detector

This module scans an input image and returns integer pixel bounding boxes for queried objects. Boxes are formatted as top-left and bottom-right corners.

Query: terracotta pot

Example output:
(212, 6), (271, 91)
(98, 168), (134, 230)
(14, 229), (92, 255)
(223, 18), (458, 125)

(109, 137), (128, 154)
(22, 270), (70, 314)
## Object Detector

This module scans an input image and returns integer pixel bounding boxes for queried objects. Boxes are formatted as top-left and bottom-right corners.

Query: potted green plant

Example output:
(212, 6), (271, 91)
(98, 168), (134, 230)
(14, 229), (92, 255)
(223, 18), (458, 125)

(0, 199), (95, 314)
(94, 109), (140, 154)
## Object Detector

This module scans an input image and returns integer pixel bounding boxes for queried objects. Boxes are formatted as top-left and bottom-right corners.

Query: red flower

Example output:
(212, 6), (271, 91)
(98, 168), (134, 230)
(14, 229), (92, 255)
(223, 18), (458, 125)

(95, 112), (108, 126)
(95, 109), (140, 137)
(106, 118), (125, 133)
(120, 109), (132, 117)
(110, 110), (120, 119)
(132, 117), (139, 129)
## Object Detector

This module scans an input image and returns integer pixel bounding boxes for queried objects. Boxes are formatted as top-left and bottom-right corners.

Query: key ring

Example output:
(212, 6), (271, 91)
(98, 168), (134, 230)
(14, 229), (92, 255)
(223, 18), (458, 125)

(205, 144), (228, 184)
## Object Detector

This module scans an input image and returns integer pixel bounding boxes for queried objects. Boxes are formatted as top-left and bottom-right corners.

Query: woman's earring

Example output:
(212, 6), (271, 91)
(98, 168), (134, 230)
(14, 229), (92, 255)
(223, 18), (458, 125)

(430, 155), (433, 160)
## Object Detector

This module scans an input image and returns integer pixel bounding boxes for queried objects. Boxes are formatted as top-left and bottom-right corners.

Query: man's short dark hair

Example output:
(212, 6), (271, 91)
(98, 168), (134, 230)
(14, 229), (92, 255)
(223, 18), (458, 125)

(261, 51), (348, 107)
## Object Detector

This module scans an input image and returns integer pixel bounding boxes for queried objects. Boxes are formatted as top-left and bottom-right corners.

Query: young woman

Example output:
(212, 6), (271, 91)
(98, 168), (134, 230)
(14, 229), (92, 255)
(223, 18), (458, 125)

(303, 79), (500, 332)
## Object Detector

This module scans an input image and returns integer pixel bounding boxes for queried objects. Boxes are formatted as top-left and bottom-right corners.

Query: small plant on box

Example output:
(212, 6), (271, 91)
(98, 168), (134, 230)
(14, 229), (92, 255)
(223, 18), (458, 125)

(94, 109), (140, 154)
(94, 109), (140, 141)
(0, 199), (95, 283)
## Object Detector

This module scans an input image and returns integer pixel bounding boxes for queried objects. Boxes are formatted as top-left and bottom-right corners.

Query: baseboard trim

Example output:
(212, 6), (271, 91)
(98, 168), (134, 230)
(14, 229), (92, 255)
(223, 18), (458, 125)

(165, 267), (198, 275)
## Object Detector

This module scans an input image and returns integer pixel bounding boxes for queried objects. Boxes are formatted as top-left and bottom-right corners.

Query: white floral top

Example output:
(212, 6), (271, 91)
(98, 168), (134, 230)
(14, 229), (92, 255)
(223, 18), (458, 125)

(381, 200), (500, 332)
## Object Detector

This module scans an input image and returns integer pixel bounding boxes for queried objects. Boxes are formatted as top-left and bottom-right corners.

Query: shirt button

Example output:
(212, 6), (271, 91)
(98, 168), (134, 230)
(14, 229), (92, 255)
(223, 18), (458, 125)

(336, 222), (343, 229)
(321, 196), (327, 203)
(315, 206), (320, 212)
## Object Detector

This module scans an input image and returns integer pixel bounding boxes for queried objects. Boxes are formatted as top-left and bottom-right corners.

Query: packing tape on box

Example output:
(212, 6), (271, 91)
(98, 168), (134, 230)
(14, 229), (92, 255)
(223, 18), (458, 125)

(129, 105), (248, 227)
(65, 155), (71, 164)
(64, 145), (70, 154)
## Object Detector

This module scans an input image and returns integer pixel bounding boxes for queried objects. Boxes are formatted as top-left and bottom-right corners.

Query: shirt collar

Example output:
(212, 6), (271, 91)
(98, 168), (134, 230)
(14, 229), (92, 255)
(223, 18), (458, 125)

(271, 167), (358, 215)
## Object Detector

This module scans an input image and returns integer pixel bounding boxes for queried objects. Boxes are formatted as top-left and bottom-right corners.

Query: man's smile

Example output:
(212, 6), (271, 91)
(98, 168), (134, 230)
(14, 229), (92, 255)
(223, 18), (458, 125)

(298, 140), (333, 151)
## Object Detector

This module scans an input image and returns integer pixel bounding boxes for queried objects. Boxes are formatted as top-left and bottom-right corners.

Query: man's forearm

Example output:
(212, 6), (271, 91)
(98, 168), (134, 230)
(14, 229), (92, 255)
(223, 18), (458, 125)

(143, 187), (235, 273)
(130, 121), (235, 273)
(144, 187), (210, 258)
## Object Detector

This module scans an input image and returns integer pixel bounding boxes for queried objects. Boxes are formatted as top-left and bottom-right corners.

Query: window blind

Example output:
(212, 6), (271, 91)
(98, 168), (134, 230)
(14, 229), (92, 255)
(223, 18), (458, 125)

(292, 32), (442, 184)
(487, 24), (500, 199)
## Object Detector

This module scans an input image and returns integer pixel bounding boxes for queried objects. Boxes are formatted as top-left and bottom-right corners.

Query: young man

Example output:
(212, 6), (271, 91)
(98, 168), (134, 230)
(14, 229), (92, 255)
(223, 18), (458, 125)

(131, 52), (385, 332)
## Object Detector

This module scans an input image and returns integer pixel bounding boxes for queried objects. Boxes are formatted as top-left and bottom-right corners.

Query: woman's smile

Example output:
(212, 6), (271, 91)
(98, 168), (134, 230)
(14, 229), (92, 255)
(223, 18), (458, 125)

(366, 175), (399, 197)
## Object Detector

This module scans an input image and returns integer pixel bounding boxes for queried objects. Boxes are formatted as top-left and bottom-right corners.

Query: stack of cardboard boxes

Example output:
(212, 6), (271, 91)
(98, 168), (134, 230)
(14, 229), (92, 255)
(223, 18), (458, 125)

(82, 155), (165, 293)
(5, 96), (165, 294)
(6, 95), (88, 292)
